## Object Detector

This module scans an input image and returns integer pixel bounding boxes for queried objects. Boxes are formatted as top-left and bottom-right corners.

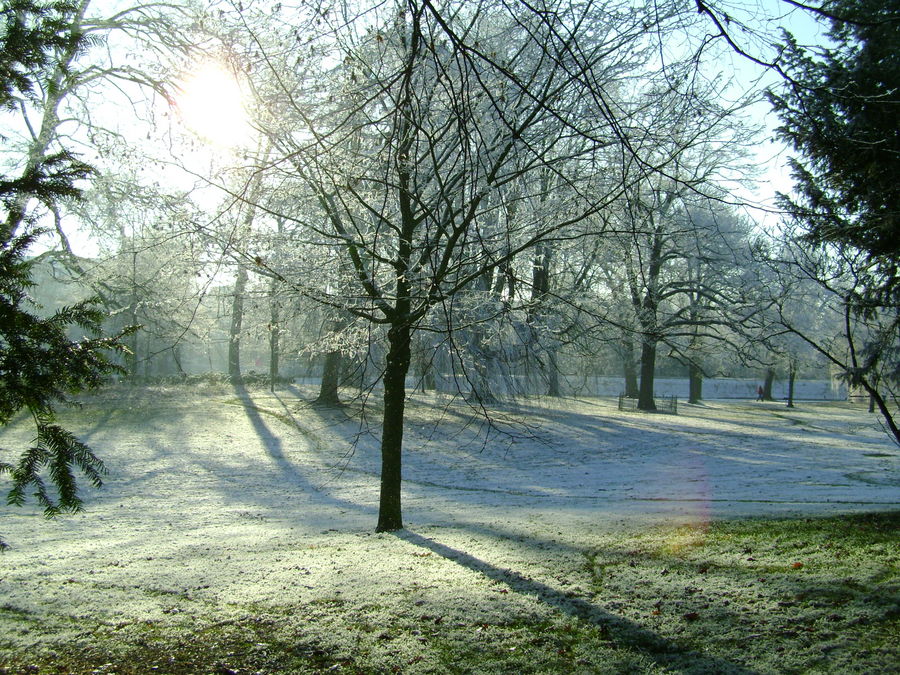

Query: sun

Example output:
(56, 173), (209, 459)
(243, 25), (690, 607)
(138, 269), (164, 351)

(176, 61), (253, 148)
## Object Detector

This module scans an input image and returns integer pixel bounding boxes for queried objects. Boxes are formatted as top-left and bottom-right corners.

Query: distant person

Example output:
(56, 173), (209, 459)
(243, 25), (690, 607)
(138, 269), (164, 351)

(757, 385), (764, 401)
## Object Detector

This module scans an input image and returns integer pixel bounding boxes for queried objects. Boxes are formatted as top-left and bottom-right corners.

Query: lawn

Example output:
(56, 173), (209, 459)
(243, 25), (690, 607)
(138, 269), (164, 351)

(1, 385), (898, 673)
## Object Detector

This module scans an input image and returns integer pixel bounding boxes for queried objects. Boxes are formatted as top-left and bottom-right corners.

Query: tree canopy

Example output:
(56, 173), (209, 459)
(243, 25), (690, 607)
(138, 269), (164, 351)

(768, 0), (900, 306)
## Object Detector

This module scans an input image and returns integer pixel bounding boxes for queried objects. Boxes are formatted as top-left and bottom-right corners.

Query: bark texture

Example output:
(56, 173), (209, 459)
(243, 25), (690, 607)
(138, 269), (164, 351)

(376, 322), (411, 532)
(637, 339), (657, 411)
(228, 265), (248, 384)
(688, 363), (703, 404)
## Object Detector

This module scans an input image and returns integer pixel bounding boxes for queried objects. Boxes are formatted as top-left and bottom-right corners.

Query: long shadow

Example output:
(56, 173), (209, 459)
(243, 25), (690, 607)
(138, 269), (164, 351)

(395, 529), (759, 674)
(71, 396), (205, 494)
(78, 405), (193, 445)
(229, 382), (377, 518)
(510, 397), (875, 444)
(232, 383), (293, 477)
(75, 408), (118, 444)
(396, 514), (900, 672)
(229, 386), (894, 527)
(272, 390), (386, 481)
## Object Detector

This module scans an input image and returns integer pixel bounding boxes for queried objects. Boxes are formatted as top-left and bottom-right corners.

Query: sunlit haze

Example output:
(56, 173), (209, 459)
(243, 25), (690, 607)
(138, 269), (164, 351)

(175, 61), (254, 148)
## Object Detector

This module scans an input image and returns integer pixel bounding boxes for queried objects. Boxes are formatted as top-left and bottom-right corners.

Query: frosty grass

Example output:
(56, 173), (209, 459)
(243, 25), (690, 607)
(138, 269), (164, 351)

(1, 385), (898, 673)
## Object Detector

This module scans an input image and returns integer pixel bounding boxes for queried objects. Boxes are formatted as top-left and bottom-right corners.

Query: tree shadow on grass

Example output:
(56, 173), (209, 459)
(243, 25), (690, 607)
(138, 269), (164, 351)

(395, 514), (900, 673)
(395, 528), (760, 674)
(229, 382), (377, 520)
(233, 383), (302, 480)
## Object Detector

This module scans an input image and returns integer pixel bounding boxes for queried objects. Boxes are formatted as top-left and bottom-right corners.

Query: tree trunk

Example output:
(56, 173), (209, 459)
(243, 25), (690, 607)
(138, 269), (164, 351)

(227, 144), (270, 385)
(546, 347), (560, 397)
(315, 350), (342, 405)
(127, 330), (140, 383)
(126, 249), (139, 382)
(228, 264), (248, 384)
(861, 380), (900, 445)
(377, 322), (411, 532)
(638, 338), (657, 411)
(622, 339), (639, 398)
(466, 268), (500, 403)
(268, 303), (280, 393)
(416, 334), (435, 392)
(787, 365), (796, 408)
(688, 363), (703, 404)
(1, 1), (88, 244)
(377, 29), (416, 532)
(421, 370), (435, 392)
(269, 218), (284, 393)
(468, 347), (498, 404)
(172, 344), (186, 378)
(529, 241), (561, 397)
(763, 368), (775, 401)
(421, 358), (435, 392)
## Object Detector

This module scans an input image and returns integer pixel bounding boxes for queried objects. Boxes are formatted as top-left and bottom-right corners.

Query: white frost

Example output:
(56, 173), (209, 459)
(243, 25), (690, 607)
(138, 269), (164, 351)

(1, 388), (897, 657)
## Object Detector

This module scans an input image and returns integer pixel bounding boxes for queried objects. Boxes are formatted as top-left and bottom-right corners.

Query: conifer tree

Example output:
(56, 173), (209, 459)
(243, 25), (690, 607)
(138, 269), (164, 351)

(768, 0), (900, 308)
(765, 0), (900, 442)
(1, 0), (133, 548)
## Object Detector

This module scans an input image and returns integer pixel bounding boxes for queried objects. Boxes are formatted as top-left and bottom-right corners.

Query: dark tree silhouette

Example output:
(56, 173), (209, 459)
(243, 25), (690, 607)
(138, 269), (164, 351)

(0, 0), (134, 548)
(768, 0), (900, 309)
(766, 0), (900, 442)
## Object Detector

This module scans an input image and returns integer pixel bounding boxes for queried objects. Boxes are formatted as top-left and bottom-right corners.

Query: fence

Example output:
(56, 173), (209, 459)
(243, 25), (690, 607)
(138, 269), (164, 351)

(618, 394), (678, 415)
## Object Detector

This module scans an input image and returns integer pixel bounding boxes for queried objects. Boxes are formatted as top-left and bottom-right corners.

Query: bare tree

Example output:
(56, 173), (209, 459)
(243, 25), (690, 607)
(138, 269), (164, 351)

(214, 0), (763, 530)
(760, 229), (900, 443)
(2, 0), (192, 245)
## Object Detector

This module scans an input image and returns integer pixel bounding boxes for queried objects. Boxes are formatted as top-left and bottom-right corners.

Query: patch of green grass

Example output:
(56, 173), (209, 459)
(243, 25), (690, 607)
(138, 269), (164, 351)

(2, 513), (897, 674)
(583, 512), (900, 674)
(0, 606), (34, 622)
(0, 615), (347, 674)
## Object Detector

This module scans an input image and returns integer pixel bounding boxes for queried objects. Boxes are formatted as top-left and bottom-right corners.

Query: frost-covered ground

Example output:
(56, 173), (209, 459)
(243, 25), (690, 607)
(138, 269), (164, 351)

(1, 386), (898, 672)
